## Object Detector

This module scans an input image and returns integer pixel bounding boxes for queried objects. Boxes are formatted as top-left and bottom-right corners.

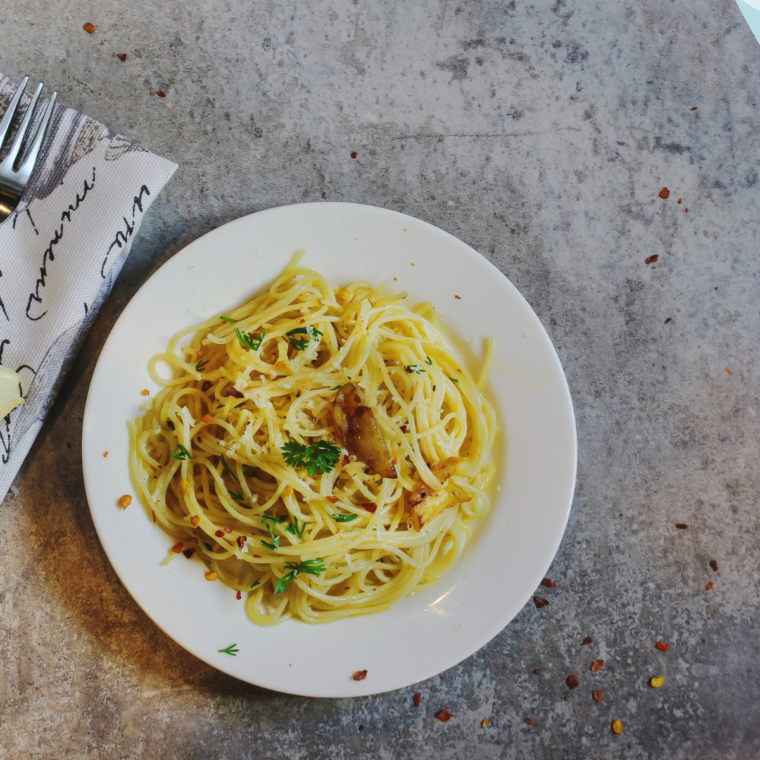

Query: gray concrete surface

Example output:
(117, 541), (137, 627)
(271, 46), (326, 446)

(1, 1), (759, 758)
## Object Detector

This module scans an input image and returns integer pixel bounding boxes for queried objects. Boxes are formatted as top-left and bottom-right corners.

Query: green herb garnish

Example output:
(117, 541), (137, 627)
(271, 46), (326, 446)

(235, 327), (266, 352)
(218, 643), (239, 656)
(448, 377), (460, 383)
(228, 490), (245, 502)
(171, 444), (192, 461)
(332, 513), (358, 523)
(250, 579), (260, 588)
(243, 465), (257, 477)
(220, 316), (238, 323)
(286, 516), (306, 540)
(274, 559), (326, 594)
(286, 325), (323, 351)
(425, 356), (433, 365)
(405, 364), (425, 374)
(281, 439), (341, 476)
(195, 360), (207, 372)
(330, 384), (344, 391)
(261, 538), (280, 551)
(220, 453), (240, 484)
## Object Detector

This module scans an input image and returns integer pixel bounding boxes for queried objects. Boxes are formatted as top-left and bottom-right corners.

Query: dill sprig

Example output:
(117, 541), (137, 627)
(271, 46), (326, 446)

(274, 559), (326, 594)
(171, 444), (192, 461)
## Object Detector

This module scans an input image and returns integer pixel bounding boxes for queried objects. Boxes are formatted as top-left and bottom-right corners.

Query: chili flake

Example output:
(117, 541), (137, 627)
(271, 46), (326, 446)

(203, 414), (213, 423)
(327, 496), (339, 503)
(593, 690), (603, 703)
(534, 669), (541, 674)
(655, 641), (670, 652)
(709, 559), (719, 572)
(413, 693), (421, 707)
(140, 389), (150, 396)
(353, 670), (368, 681)
(567, 674), (580, 690)
(659, 187), (670, 199)
(582, 637), (593, 646)
(171, 541), (184, 553)
(664, 317), (672, 324)
(116, 53), (127, 62)
(215, 530), (225, 538)
(524, 717), (533, 725)
(156, 90), (167, 98)
(675, 523), (688, 529)
(649, 676), (664, 688)
(706, 582), (714, 590)
(454, 295), (461, 300)
(182, 548), (196, 559)
(590, 660), (605, 673)
(83, 22), (95, 34)
(533, 596), (549, 608)
(236, 590), (242, 600)
(119, 494), (132, 509)
(540, 578), (557, 588)
(612, 719), (623, 735)
(205, 570), (218, 581)
(645, 254), (659, 265)
(481, 718), (490, 728)
(437, 710), (452, 722)
(351, 151), (358, 158)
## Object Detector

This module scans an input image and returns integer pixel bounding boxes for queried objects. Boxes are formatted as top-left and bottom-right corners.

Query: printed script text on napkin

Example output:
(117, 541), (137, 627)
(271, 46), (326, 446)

(0, 73), (177, 503)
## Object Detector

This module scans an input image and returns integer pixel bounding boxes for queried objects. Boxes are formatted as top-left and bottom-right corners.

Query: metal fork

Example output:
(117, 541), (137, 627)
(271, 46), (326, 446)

(0, 76), (57, 223)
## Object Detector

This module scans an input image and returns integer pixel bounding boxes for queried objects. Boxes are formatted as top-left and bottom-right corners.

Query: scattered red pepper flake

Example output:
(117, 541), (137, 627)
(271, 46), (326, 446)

(725, 368), (733, 376)
(226, 385), (244, 398)
(711, 611), (717, 617)
(342, 455), (350, 466)
(167, 498), (174, 507)
(437, 710), (452, 722)
(202, 381), (212, 392)
(645, 254), (659, 265)
(481, 718), (490, 728)
(590, 660), (605, 673)
(116, 53), (127, 62)
(659, 187), (670, 199)
(327, 496), (339, 503)
(593, 690), (603, 704)
(567, 674), (580, 690)
(533, 669), (541, 674)
(612, 719), (623, 735)
(156, 90), (167, 98)
(709, 559), (719, 572)
(364, 503), (377, 513)
(675, 523), (688, 529)
(582, 636), (593, 646)
(141, 389), (150, 396)
(215, 530), (225, 538)
(540, 578), (557, 588)
(351, 151), (358, 158)
(413, 693), (421, 707)
(677, 198), (682, 204)
(172, 541), (184, 553)
(182, 548), (196, 559)
(119, 494), (132, 509)
(524, 717), (533, 725)
(706, 582), (714, 591)
(664, 317), (672, 324)
(533, 596), (549, 608)
(454, 295), (461, 300)
(655, 641), (670, 652)
(353, 670), (368, 681)
(83, 22), (95, 34)
(236, 590), (242, 600)
(684, 208), (689, 213)
(690, 106), (698, 111)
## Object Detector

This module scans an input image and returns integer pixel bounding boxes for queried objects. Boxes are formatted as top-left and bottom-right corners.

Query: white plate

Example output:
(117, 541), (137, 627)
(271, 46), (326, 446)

(82, 202), (576, 697)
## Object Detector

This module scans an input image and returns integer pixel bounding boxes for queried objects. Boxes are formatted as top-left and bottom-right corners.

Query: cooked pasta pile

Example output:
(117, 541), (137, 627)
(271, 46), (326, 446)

(129, 251), (497, 625)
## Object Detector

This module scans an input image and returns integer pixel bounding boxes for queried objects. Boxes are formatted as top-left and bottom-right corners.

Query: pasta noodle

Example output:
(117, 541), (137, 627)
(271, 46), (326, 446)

(129, 251), (497, 625)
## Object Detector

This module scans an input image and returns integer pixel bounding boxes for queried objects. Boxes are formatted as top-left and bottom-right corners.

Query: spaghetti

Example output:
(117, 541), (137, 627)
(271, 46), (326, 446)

(129, 251), (497, 625)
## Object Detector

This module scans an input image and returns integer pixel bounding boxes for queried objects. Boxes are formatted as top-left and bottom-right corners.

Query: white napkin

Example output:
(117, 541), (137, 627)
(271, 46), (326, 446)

(0, 73), (177, 503)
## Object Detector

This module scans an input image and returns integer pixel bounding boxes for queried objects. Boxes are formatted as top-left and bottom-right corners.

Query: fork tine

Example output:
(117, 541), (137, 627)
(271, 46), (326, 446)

(1, 82), (43, 170)
(0, 75), (29, 149)
(15, 91), (56, 185)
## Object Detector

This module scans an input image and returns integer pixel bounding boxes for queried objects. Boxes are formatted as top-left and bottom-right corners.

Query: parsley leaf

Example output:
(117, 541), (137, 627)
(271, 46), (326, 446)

(236, 327), (266, 351)
(274, 559), (326, 594)
(220, 454), (240, 484)
(332, 513), (358, 523)
(286, 325), (323, 351)
(171, 444), (192, 461)
(281, 439), (341, 476)
(195, 360), (207, 372)
(220, 316), (238, 323)
(286, 516), (305, 539)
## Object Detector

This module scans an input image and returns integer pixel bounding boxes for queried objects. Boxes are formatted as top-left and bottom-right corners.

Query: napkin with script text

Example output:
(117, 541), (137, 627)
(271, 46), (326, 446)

(0, 73), (177, 503)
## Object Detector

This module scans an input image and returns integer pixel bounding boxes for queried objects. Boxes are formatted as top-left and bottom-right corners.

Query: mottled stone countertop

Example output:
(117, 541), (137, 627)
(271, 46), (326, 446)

(1, 1), (759, 758)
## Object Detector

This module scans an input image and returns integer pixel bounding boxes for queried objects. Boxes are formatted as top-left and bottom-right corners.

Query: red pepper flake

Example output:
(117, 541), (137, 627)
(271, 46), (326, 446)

(677, 198), (682, 204)
(116, 53), (127, 62)
(351, 151), (358, 158)
(413, 693), (421, 707)
(664, 317), (672, 324)
(533, 596), (549, 608)
(567, 674), (580, 690)
(364, 503), (377, 512)
(215, 530), (225, 538)
(171, 541), (184, 553)
(725, 367), (733, 376)
(590, 660), (605, 672)
(593, 690), (603, 703)
(353, 670), (368, 681)
(182, 548), (196, 559)
(540, 578), (557, 588)
(83, 22), (96, 34)
(655, 641), (670, 652)
(659, 187), (670, 199)
(481, 718), (490, 728)
(706, 581), (714, 591)
(533, 669), (541, 674)
(675, 523), (688, 529)
(524, 717), (533, 725)
(437, 710), (452, 722)
(326, 496), (339, 503)
(156, 90), (167, 98)
(236, 590), (242, 600)
(152, 510), (157, 523)
(690, 106), (698, 111)
(226, 385), (244, 398)
(202, 381), (212, 392)
(711, 611), (717, 617)
(166, 498), (174, 507)
(709, 559), (719, 572)
(645, 254), (659, 265)
(582, 637), (593, 646)
(454, 295), (461, 300)
(141, 389), (150, 396)
(684, 208), (689, 213)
